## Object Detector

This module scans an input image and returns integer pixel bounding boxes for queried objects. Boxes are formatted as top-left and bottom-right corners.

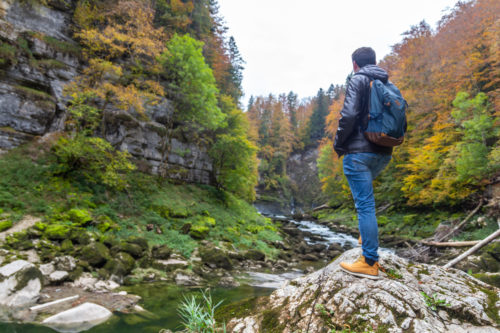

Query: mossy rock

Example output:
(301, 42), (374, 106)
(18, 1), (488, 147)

(68, 266), (84, 281)
(0, 219), (12, 232)
(6, 231), (34, 250)
(473, 273), (500, 289)
(199, 246), (233, 270)
(44, 224), (72, 240)
(189, 225), (210, 240)
(96, 215), (116, 233)
(33, 222), (47, 231)
(67, 208), (92, 226)
(244, 249), (266, 261)
(197, 216), (216, 227)
(113, 242), (144, 258)
(137, 256), (153, 269)
(70, 228), (91, 245)
(152, 244), (172, 260)
(126, 237), (149, 252)
(61, 239), (73, 253)
(104, 252), (135, 277)
(79, 242), (110, 267)
(100, 235), (119, 248)
(168, 207), (190, 218)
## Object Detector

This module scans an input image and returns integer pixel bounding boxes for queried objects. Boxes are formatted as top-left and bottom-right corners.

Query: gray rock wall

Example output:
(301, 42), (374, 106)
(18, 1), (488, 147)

(0, 0), (213, 184)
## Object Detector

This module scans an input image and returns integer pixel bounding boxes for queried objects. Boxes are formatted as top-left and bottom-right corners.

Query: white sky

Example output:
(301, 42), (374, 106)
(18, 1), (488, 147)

(217, 0), (459, 105)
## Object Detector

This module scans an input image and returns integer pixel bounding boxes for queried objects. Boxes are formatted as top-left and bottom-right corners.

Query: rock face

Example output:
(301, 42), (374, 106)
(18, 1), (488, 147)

(0, 260), (42, 308)
(0, 0), (214, 184)
(42, 302), (112, 333)
(255, 148), (324, 215)
(227, 249), (500, 333)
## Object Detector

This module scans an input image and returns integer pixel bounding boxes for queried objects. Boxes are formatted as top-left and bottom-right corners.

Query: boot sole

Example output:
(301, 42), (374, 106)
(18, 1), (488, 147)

(340, 267), (380, 280)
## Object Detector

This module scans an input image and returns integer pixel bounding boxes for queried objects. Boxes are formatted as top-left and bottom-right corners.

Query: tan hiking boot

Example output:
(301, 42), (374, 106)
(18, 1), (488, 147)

(340, 255), (380, 280)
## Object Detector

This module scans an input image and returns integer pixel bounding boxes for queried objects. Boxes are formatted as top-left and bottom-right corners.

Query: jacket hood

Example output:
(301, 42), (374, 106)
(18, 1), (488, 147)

(357, 65), (388, 83)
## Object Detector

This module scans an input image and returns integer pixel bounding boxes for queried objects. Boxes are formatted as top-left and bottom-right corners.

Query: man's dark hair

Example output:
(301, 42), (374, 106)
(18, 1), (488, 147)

(352, 47), (376, 67)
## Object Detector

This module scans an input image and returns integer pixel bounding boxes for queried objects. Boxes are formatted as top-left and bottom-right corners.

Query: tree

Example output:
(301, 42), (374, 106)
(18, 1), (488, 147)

(210, 95), (258, 201)
(160, 33), (225, 131)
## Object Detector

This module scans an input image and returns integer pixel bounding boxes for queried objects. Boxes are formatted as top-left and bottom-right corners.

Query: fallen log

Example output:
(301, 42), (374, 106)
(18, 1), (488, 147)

(438, 199), (483, 242)
(421, 240), (480, 247)
(444, 228), (500, 269)
(421, 239), (500, 247)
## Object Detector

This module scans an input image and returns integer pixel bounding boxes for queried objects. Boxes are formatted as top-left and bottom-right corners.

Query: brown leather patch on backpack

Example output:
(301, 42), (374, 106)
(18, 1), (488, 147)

(364, 132), (404, 147)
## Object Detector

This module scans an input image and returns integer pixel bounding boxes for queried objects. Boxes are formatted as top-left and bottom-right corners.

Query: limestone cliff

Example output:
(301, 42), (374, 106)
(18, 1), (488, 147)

(227, 248), (500, 333)
(255, 147), (324, 215)
(0, 0), (213, 184)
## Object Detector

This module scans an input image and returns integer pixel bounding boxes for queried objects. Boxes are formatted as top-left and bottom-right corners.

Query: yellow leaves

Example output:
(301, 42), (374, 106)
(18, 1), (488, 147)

(74, 0), (166, 61)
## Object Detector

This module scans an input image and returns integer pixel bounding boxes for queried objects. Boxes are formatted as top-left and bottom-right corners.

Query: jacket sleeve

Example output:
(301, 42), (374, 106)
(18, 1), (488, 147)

(334, 75), (365, 156)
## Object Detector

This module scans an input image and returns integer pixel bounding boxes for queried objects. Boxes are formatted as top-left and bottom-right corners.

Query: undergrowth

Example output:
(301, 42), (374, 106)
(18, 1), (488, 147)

(0, 144), (280, 258)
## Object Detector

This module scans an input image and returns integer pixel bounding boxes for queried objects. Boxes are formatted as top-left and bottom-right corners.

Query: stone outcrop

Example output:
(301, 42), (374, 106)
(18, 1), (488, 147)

(0, 259), (42, 308)
(227, 249), (500, 333)
(42, 302), (112, 333)
(0, 0), (213, 184)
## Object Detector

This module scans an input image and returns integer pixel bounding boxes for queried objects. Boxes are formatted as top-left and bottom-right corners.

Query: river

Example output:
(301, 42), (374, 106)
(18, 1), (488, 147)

(0, 218), (360, 333)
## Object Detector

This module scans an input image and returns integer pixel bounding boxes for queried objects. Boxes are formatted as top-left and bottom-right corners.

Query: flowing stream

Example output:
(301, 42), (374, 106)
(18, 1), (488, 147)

(1, 217), (361, 333)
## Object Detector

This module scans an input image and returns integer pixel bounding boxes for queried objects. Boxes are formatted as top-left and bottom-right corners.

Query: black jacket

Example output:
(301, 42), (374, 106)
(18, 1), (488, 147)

(333, 65), (393, 157)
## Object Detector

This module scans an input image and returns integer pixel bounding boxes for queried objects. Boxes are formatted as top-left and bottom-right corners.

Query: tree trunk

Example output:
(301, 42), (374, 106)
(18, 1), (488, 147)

(444, 228), (500, 269)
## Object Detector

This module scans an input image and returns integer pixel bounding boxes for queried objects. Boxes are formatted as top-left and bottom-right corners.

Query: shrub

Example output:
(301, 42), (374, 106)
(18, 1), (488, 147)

(52, 135), (135, 190)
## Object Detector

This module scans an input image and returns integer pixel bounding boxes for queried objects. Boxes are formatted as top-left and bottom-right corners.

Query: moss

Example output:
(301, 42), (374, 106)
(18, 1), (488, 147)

(33, 222), (47, 231)
(70, 228), (91, 245)
(480, 287), (500, 325)
(6, 231), (34, 250)
(0, 219), (12, 232)
(473, 273), (500, 288)
(41, 35), (81, 56)
(80, 242), (110, 267)
(14, 266), (43, 292)
(261, 308), (286, 333)
(61, 239), (73, 252)
(126, 236), (149, 252)
(44, 224), (72, 240)
(67, 208), (92, 226)
(189, 224), (210, 239)
(114, 241), (144, 258)
(151, 244), (172, 259)
(0, 41), (17, 67)
(35, 59), (68, 70)
(104, 252), (135, 277)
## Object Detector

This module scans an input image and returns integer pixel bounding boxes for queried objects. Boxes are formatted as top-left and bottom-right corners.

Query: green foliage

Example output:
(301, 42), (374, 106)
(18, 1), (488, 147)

(210, 96), (258, 202)
(0, 220), (13, 232)
(52, 135), (136, 190)
(0, 41), (17, 67)
(66, 91), (101, 134)
(451, 92), (498, 182)
(177, 288), (226, 333)
(421, 292), (450, 311)
(0, 144), (280, 258)
(160, 34), (225, 131)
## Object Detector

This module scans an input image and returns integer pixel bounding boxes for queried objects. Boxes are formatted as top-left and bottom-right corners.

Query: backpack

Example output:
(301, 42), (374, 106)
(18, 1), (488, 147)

(364, 79), (407, 147)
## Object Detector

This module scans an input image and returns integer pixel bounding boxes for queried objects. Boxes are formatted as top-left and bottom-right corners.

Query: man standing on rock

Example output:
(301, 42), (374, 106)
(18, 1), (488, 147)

(333, 47), (392, 279)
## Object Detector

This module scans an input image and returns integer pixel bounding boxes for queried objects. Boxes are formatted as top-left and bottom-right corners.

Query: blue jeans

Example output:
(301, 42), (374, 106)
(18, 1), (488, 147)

(343, 153), (391, 262)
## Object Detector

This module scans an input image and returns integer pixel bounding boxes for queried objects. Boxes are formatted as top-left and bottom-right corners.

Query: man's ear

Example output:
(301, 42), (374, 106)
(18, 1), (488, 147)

(353, 60), (360, 73)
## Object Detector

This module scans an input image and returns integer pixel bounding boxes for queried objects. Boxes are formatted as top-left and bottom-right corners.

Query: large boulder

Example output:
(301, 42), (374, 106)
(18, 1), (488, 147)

(79, 242), (110, 267)
(0, 260), (42, 308)
(227, 249), (500, 333)
(199, 246), (233, 270)
(42, 302), (112, 332)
